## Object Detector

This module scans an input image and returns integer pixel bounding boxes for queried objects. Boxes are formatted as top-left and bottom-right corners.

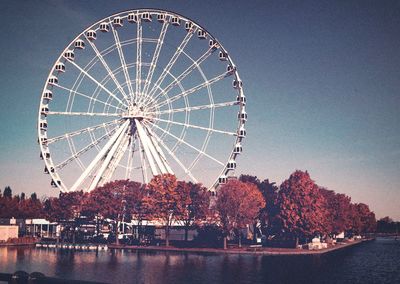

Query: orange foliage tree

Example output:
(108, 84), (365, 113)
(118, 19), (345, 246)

(175, 181), (210, 242)
(145, 174), (189, 246)
(215, 179), (265, 249)
(274, 171), (330, 242)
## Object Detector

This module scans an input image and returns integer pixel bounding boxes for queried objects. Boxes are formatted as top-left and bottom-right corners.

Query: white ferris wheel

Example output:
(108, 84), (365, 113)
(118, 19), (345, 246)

(38, 9), (247, 192)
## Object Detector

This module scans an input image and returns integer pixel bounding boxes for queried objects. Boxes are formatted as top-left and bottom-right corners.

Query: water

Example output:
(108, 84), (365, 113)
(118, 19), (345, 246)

(1, 238), (399, 284)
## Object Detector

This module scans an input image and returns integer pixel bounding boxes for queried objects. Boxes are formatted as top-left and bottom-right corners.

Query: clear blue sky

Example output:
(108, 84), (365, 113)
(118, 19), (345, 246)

(0, 0), (399, 220)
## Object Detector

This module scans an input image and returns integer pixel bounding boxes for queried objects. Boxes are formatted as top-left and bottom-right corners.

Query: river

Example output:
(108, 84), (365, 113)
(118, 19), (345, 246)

(1, 238), (399, 284)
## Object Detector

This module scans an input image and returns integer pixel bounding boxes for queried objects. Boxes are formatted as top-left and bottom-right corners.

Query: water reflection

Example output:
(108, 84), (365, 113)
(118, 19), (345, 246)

(1, 238), (399, 284)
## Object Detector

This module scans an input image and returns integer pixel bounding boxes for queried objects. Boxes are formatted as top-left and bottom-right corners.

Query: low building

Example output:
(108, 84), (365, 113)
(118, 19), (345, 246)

(0, 225), (18, 241)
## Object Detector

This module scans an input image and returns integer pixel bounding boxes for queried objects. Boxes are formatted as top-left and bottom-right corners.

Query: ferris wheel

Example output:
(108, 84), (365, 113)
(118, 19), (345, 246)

(38, 9), (247, 192)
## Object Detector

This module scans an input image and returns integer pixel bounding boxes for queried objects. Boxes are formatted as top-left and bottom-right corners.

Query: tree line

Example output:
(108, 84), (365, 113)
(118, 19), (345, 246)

(0, 170), (382, 248)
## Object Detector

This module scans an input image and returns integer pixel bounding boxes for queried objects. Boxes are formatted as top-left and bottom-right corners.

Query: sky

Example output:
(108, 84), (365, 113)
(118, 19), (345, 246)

(0, 0), (399, 220)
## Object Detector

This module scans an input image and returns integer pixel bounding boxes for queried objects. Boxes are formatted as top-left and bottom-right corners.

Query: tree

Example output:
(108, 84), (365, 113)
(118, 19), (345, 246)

(320, 188), (353, 234)
(215, 179), (265, 249)
(3, 186), (12, 199)
(351, 203), (376, 235)
(145, 174), (187, 247)
(240, 175), (279, 238)
(83, 180), (131, 244)
(31, 192), (38, 202)
(274, 170), (329, 242)
(175, 181), (210, 242)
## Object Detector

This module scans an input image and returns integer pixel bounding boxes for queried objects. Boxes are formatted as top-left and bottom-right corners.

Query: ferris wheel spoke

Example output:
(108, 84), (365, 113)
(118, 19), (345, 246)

(47, 111), (120, 117)
(148, 46), (215, 107)
(155, 70), (233, 109)
(147, 30), (195, 99)
(150, 122), (224, 166)
(55, 122), (121, 170)
(69, 120), (130, 192)
(150, 101), (237, 115)
(47, 119), (121, 145)
(139, 21), (169, 106)
(110, 21), (135, 101)
(85, 35), (131, 103)
(135, 20), (143, 102)
(147, 117), (236, 136)
(54, 83), (124, 111)
(65, 58), (128, 107)
(143, 121), (197, 182)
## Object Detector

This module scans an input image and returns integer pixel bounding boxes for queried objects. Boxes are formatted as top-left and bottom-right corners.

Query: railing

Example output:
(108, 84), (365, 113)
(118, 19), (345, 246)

(0, 271), (108, 284)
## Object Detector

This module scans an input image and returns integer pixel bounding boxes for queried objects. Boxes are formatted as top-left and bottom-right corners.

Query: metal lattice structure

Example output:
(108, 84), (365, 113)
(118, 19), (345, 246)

(38, 9), (247, 192)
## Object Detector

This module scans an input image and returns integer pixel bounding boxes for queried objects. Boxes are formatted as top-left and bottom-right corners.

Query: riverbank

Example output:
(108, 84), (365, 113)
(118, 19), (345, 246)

(106, 238), (374, 256)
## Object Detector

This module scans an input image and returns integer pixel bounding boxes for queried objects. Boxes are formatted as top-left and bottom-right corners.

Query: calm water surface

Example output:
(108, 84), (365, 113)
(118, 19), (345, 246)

(1, 238), (399, 284)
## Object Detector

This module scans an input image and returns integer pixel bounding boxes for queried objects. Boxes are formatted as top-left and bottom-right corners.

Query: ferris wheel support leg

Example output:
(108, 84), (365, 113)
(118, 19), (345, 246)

(88, 122), (130, 192)
(135, 119), (159, 176)
(69, 120), (129, 192)
(142, 123), (173, 174)
(135, 119), (171, 175)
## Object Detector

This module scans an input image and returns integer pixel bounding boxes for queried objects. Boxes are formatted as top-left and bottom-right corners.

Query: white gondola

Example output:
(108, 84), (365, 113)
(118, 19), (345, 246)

(209, 39), (220, 49)
(219, 175), (228, 184)
(233, 80), (243, 89)
(39, 137), (47, 145)
(233, 143), (242, 154)
(227, 65), (235, 74)
(40, 106), (49, 116)
(219, 51), (228, 61)
(197, 29), (206, 39)
(128, 13), (138, 23)
(86, 30), (97, 41)
(55, 62), (65, 72)
(43, 90), (53, 101)
(74, 39), (85, 49)
(238, 111), (248, 122)
(40, 151), (50, 159)
(113, 17), (123, 27)
(99, 22), (110, 32)
(157, 14), (167, 23)
(227, 160), (236, 170)
(185, 21), (193, 31)
(236, 94), (246, 105)
(51, 179), (61, 187)
(44, 166), (54, 174)
(238, 126), (246, 138)
(141, 12), (152, 22)
(171, 17), (180, 26)
(39, 120), (48, 130)
(48, 76), (58, 85)
(64, 50), (75, 61)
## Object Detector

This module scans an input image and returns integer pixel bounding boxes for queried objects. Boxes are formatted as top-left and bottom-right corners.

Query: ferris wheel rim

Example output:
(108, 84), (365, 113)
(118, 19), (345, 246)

(38, 8), (246, 192)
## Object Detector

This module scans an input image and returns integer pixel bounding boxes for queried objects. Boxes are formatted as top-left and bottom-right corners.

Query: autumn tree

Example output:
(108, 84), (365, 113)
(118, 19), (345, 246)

(320, 188), (353, 234)
(239, 175), (279, 238)
(215, 179), (265, 249)
(145, 174), (188, 247)
(274, 170), (329, 243)
(83, 180), (134, 244)
(351, 203), (376, 235)
(175, 181), (210, 242)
